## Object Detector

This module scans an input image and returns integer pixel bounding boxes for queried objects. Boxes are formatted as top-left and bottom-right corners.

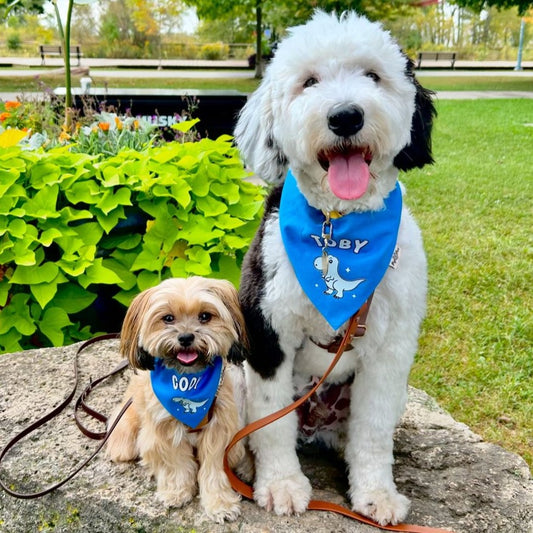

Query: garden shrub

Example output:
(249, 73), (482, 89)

(0, 129), (264, 354)
(199, 42), (229, 60)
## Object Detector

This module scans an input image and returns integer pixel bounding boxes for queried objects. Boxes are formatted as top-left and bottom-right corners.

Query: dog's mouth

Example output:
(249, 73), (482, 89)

(318, 147), (372, 200)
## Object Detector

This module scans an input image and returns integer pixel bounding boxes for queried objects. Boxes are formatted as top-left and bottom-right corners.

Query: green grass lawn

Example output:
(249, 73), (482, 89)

(1, 71), (532, 94)
(403, 99), (532, 469)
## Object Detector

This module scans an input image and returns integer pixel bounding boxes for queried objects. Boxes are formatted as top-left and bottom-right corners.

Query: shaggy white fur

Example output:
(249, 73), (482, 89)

(236, 10), (435, 526)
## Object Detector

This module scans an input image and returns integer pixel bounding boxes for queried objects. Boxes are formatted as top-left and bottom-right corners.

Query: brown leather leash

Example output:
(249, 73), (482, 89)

(223, 304), (453, 533)
(0, 333), (132, 499)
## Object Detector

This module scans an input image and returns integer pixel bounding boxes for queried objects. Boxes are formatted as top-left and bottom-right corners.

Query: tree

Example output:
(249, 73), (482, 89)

(452, 0), (533, 15)
(184, 0), (415, 78)
(0, 0), (46, 18)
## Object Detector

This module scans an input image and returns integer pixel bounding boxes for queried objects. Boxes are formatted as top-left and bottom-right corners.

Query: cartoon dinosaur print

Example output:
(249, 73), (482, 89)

(313, 254), (365, 298)
(172, 397), (209, 413)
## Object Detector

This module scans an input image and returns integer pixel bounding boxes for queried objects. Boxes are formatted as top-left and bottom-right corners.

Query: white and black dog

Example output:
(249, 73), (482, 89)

(235, 11), (436, 526)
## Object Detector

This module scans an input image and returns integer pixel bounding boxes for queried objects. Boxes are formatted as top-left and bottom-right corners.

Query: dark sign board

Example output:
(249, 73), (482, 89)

(54, 88), (249, 139)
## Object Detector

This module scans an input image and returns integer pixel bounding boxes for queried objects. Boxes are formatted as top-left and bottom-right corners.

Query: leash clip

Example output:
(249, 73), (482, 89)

(321, 213), (333, 276)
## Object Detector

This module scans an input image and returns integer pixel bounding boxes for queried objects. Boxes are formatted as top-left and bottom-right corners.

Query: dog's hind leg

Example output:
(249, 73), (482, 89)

(105, 381), (141, 462)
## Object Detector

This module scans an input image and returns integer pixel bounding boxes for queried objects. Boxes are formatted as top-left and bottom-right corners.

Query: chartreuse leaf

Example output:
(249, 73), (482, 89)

(196, 195), (227, 217)
(30, 269), (67, 309)
(0, 167), (20, 197)
(53, 284), (97, 314)
(95, 206), (126, 234)
(10, 262), (59, 285)
(171, 118), (200, 133)
(185, 246), (212, 275)
(22, 185), (60, 219)
(29, 161), (62, 189)
(39, 307), (72, 346)
(78, 258), (123, 288)
(0, 280), (9, 307)
(65, 180), (101, 204)
(0, 293), (36, 336)
(211, 182), (240, 204)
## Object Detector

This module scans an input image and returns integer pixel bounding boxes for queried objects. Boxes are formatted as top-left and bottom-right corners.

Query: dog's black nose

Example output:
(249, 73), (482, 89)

(327, 105), (364, 137)
(178, 333), (195, 347)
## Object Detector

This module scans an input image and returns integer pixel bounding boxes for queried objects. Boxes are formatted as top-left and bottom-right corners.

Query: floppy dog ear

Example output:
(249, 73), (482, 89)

(234, 73), (288, 184)
(120, 288), (155, 371)
(394, 58), (436, 171)
(207, 279), (249, 364)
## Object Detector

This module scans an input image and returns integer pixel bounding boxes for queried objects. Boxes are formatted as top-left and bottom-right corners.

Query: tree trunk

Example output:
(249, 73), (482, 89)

(254, 0), (263, 79)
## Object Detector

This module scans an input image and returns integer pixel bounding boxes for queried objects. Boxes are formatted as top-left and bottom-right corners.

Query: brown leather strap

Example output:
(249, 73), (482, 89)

(0, 333), (132, 499)
(223, 308), (453, 533)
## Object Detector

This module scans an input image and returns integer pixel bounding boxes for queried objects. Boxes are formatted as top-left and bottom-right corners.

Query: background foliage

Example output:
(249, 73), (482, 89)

(0, 133), (264, 354)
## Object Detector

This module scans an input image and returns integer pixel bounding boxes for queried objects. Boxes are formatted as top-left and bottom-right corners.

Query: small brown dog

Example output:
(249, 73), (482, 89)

(106, 276), (250, 523)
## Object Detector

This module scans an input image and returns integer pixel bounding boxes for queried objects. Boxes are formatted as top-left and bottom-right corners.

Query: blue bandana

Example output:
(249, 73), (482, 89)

(279, 170), (402, 330)
(150, 356), (223, 429)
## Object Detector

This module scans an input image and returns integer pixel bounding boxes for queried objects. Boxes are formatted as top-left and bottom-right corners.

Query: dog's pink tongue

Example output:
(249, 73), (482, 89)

(327, 152), (370, 200)
(177, 351), (198, 365)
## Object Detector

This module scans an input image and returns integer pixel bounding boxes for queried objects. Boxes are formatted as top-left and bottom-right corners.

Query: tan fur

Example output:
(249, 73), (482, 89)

(106, 277), (252, 523)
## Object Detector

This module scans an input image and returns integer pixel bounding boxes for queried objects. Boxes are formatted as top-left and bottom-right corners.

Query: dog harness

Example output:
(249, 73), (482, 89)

(150, 356), (223, 430)
(279, 169), (402, 330)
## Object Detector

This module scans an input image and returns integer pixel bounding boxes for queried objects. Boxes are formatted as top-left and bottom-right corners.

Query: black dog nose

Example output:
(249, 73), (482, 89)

(327, 105), (364, 138)
(178, 333), (195, 347)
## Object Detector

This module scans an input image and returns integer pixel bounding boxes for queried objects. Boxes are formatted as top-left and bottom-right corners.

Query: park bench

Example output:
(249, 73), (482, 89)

(39, 44), (82, 66)
(416, 51), (456, 69)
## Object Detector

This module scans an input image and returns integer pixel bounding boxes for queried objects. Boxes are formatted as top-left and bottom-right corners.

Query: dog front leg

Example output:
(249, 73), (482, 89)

(246, 357), (312, 515)
(345, 358), (410, 526)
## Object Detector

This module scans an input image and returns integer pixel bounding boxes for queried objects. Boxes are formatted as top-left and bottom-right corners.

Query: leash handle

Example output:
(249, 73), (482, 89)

(0, 333), (130, 499)
(223, 308), (453, 533)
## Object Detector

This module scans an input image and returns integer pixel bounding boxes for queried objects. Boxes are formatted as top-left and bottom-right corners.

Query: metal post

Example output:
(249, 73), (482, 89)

(514, 18), (525, 71)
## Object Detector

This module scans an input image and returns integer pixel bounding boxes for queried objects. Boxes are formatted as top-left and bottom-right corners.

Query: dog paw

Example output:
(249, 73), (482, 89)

(157, 485), (196, 508)
(255, 473), (311, 515)
(202, 493), (241, 523)
(351, 488), (410, 526)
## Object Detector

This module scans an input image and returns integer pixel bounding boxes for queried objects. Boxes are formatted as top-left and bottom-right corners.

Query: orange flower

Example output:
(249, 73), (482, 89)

(114, 116), (123, 131)
(59, 130), (71, 142)
(0, 112), (11, 122)
(98, 122), (110, 132)
(5, 101), (21, 111)
(133, 119), (139, 130)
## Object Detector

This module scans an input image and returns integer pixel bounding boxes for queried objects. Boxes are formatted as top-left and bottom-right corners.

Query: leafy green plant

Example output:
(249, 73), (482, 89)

(0, 130), (264, 354)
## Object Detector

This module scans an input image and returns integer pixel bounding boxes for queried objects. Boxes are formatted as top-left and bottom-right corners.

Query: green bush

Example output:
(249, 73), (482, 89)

(199, 42), (229, 60)
(6, 33), (21, 51)
(0, 134), (264, 354)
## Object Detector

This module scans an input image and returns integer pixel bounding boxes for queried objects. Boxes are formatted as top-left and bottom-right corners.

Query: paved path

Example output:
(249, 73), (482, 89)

(1, 56), (532, 101)
(1, 56), (532, 70)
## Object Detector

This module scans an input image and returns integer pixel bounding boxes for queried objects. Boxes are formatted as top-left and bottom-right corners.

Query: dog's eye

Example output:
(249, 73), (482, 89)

(365, 71), (380, 83)
(303, 77), (319, 89)
(162, 314), (174, 324)
(198, 312), (212, 324)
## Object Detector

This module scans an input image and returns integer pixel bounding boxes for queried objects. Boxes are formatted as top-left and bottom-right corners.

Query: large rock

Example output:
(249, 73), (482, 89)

(0, 340), (531, 533)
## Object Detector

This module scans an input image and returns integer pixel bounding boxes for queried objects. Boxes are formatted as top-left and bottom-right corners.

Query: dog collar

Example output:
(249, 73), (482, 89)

(279, 169), (402, 330)
(150, 356), (223, 429)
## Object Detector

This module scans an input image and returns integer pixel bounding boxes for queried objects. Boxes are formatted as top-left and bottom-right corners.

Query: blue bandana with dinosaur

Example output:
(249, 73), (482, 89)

(279, 169), (402, 330)
(150, 356), (223, 429)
